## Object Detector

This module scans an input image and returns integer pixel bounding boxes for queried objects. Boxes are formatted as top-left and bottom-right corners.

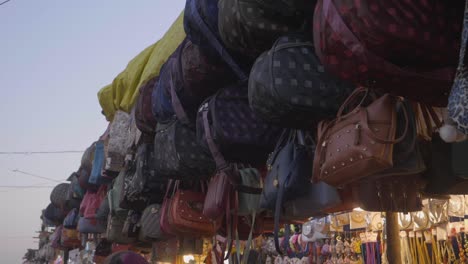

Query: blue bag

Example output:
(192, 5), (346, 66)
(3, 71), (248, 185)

(89, 141), (105, 185)
(63, 208), (79, 229)
(151, 59), (176, 124)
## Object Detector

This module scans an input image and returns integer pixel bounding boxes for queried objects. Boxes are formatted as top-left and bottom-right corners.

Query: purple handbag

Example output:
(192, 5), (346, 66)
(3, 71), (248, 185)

(196, 81), (282, 165)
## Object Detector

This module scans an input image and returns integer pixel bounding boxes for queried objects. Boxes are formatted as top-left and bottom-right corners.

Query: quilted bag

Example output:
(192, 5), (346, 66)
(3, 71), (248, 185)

(106, 110), (132, 172)
(154, 120), (215, 180)
(218, 0), (307, 59)
(196, 81), (282, 165)
(249, 34), (353, 128)
(169, 38), (236, 124)
(120, 144), (166, 211)
(138, 204), (164, 241)
(313, 0), (464, 106)
(135, 76), (158, 135)
(448, 0), (468, 134)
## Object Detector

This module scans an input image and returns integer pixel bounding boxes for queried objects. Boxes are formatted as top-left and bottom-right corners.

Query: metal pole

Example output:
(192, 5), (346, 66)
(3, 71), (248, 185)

(63, 249), (69, 264)
(386, 212), (402, 264)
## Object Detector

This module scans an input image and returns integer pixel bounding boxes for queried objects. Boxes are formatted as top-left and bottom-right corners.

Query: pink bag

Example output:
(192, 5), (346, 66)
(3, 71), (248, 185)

(80, 185), (108, 219)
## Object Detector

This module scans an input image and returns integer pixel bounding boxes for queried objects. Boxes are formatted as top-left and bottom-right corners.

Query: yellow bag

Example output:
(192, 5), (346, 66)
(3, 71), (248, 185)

(98, 11), (186, 121)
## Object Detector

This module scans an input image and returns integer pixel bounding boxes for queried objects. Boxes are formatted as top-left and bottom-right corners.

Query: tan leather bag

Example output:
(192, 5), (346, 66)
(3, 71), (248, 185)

(313, 88), (407, 186)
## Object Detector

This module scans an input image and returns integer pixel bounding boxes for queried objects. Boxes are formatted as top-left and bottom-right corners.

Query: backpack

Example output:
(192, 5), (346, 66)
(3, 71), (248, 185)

(313, 0), (464, 106)
(249, 34), (353, 128)
(196, 81), (282, 165)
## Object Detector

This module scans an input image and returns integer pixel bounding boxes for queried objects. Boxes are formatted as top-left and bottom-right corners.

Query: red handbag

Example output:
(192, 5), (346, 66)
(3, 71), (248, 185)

(313, 0), (463, 106)
(169, 183), (222, 237)
(160, 182), (177, 238)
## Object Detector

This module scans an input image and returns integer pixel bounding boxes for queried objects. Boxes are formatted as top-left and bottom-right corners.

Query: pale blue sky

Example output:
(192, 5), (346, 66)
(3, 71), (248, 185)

(0, 1), (184, 262)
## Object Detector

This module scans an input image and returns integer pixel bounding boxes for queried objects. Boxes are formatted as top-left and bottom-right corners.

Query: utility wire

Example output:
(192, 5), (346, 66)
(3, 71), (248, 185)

(0, 150), (84, 155)
(0, 0), (12, 6)
(0, 185), (54, 188)
(11, 169), (63, 183)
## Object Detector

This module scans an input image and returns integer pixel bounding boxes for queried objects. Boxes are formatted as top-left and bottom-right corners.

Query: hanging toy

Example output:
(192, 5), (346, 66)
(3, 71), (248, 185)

(336, 236), (344, 255)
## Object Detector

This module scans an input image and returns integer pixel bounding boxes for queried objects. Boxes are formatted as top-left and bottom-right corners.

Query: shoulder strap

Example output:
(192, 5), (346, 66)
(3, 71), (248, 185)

(188, 0), (247, 81)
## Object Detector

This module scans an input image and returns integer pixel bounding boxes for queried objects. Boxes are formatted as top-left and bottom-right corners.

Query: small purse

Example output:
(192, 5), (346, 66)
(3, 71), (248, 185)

(313, 88), (407, 186)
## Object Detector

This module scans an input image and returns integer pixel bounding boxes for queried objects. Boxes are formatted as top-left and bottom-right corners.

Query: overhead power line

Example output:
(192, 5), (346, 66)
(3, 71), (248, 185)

(0, 0), (13, 6)
(0, 185), (54, 188)
(0, 150), (84, 155)
(11, 169), (63, 183)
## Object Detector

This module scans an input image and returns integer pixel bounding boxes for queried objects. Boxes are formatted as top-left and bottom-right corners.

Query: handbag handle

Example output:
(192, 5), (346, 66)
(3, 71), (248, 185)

(202, 109), (229, 170)
(336, 87), (369, 119)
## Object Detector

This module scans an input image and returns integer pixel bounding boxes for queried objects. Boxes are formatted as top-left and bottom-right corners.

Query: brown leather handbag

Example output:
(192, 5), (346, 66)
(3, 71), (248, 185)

(351, 99), (425, 212)
(169, 184), (222, 237)
(313, 88), (408, 187)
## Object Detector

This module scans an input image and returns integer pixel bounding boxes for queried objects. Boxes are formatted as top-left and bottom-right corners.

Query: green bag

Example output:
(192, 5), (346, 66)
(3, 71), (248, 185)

(237, 168), (263, 216)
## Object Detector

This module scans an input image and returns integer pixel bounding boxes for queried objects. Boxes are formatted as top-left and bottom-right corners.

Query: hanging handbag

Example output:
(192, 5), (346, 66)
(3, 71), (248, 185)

(424, 135), (468, 195)
(260, 130), (313, 211)
(448, 0), (468, 134)
(138, 204), (164, 242)
(154, 120), (215, 180)
(350, 99), (425, 212)
(196, 81), (282, 165)
(63, 209), (80, 229)
(169, 182), (222, 237)
(135, 76), (158, 135)
(60, 228), (82, 249)
(313, 88), (408, 187)
(249, 34), (353, 128)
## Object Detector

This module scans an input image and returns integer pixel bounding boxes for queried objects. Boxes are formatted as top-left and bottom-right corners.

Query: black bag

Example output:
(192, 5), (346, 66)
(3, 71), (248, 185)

(249, 34), (353, 128)
(120, 144), (166, 211)
(196, 81), (282, 165)
(50, 183), (71, 209)
(218, 0), (308, 58)
(424, 135), (468, 195)
(154, 120), (215, 179)
(138, 204), (164, 242)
